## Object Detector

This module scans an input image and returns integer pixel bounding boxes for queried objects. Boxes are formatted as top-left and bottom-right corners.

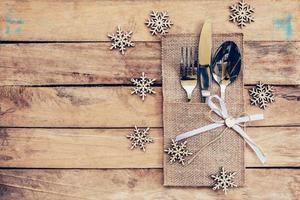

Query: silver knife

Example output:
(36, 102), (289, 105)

(198, 20), (212, 103)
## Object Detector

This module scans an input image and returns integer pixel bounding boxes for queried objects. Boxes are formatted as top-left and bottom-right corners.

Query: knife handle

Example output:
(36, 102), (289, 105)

(198, 65), (211, 103)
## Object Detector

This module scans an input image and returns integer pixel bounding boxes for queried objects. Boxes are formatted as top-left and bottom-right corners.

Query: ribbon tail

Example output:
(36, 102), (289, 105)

(175, 123), (224, 142)
(233, 125), (267, 164)
(236, 114), (264, 124)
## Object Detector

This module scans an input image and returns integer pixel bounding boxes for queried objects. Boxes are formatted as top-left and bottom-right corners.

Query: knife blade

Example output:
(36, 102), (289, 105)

(198, 20), (212, 102)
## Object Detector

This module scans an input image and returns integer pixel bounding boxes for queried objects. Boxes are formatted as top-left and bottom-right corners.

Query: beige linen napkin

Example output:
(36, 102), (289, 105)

(162, 33), (245, 186)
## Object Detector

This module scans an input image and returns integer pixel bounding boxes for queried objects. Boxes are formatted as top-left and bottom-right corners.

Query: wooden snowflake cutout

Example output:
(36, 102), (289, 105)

(145, 11), (173, 36)
(249, 82), (275, 109)
(126, 126), (154, 152)
(108, 26), (135, 55)
(211, 167), (237, 195)
(229, 0), (254, 28)
(131, 72), (156, 101)
(164, 139), (193, 166)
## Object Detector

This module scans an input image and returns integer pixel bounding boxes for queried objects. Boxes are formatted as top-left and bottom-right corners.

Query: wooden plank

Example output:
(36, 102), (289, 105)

(0, 128), (163, 168)
(0, 169), (299, 200)
(0, 42), (161, 86)
(245, 85), (300, 127)
(0, 86), (162, 128)
(244, 127), (300, 167)
(244, 41), (300, 85)
(0, 41), (299, 85)
(0, 0), (299, 41)
(0, 127), (298, 168)
(0, 86), (298, 127)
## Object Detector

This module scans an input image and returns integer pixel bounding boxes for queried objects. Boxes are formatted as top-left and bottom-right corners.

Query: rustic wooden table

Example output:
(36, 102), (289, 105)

(0, 0), (299, 199)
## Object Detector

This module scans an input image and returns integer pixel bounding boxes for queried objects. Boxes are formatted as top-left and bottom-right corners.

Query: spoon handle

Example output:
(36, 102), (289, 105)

(220, 84), (226, 101)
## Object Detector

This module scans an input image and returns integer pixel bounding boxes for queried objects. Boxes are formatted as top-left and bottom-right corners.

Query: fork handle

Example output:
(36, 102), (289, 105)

(184, 86), (195, 102)
(187, 92), (192, 102)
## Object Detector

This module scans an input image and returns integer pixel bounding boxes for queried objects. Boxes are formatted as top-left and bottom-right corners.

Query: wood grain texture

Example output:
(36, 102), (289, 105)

(0, 127), (298, 168)
(0, 42), (161, 86)
(0, 86), (298, 127)
(0, 0), (298, 198)
(244, 41), (300, 85)
(0, 41), (299, 85)
(0, 0), (299, 41)
(245, 85), (300, 127)
(0, 169), (299, 200)
(0, 86), (162, 128)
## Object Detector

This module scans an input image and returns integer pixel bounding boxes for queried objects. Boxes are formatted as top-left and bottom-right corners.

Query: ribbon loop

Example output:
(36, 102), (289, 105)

(175, 95), (267, 164)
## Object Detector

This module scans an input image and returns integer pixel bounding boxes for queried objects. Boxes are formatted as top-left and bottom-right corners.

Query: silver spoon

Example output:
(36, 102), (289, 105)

(211, 41), (241, 100)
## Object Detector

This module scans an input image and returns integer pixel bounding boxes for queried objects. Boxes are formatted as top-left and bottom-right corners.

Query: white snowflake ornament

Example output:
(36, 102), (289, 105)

(145, 11), (173, 36)
(108, 26), (135, 55)
(131, 72), (156, 101)
(211, 167), (237, 195)
(229, 0), (254, 28)
(164, 139), (193, 166)
(126, 126), (154, 152)
(249, 82), (275, 109)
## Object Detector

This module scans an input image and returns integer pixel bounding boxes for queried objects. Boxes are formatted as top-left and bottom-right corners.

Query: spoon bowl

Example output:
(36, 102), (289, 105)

(211, 41), (241, 100)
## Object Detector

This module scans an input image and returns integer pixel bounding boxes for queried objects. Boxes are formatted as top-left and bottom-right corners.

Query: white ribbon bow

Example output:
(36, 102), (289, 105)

(175, 95), (267, 164)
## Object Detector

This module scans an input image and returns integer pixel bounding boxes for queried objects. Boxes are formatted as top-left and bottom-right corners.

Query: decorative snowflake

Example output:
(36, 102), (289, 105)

(108, 26), (135, 55)
(249, 82), (275, 109)
(131, 72), (156, 101)
(164, 139), (193, 166)
(229, 0), (254, 28)
(145, 11), (173, 36)
(126, 126), (154, 151)
(211, 167), (237, 195)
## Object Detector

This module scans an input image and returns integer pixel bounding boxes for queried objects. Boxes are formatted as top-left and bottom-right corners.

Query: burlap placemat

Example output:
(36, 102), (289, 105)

(162, 33), (245, 186)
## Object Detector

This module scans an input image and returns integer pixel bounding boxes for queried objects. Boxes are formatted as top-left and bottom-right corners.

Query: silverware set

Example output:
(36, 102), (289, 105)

(179, 20), (241, 102)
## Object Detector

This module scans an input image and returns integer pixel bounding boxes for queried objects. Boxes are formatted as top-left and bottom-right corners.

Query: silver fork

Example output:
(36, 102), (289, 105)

(180, 47), (197, 102)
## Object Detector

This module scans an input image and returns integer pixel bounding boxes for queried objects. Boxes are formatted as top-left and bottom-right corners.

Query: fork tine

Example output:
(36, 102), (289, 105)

(194, 47), (197, 74)
(193, 47), (197, 68)
(194, 47), (198, 74)
(184, 47), (188, 77)
(186, 47), (190, 76)
(187, 47), (189, 76)
(180, 47), (182, 63)
(186, 47), (188, 65)
(190, 47), (194, 75)
(180, 47), (184, 78)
